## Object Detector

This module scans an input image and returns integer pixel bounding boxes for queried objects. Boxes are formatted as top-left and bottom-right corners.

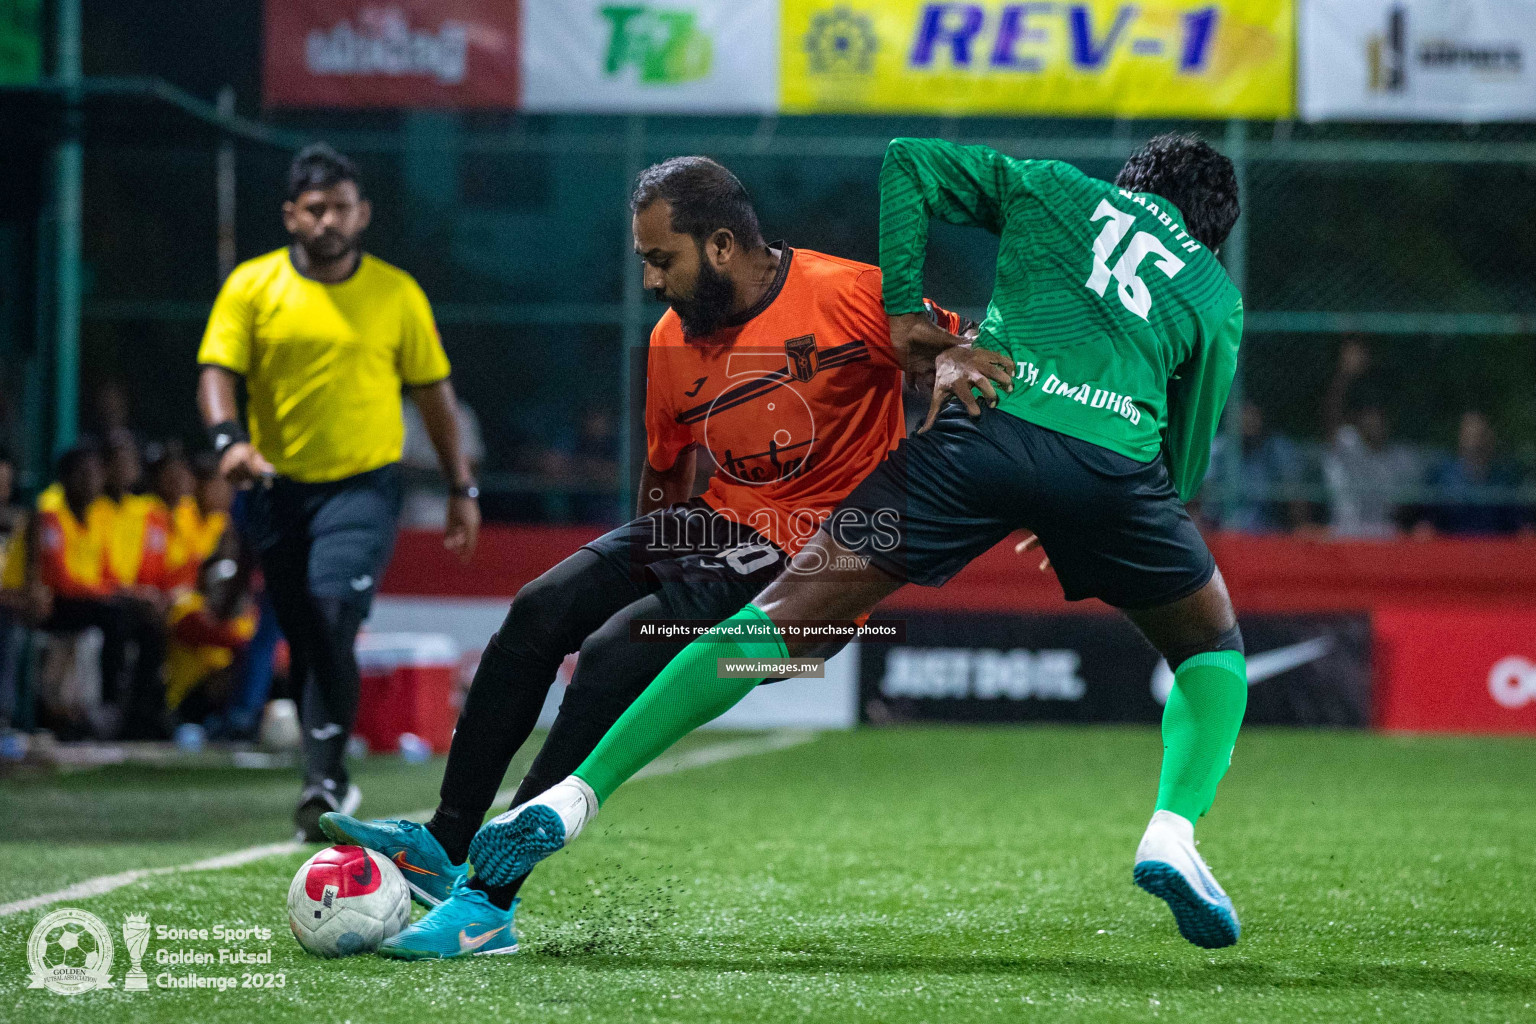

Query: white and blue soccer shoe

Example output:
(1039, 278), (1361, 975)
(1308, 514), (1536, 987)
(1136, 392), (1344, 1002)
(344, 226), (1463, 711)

(467, 777), (598, 887)
(1133, 809), (1241, 948)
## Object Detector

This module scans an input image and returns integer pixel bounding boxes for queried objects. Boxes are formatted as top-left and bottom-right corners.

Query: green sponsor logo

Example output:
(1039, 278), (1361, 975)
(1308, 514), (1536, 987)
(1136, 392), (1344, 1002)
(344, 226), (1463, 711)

(600, 5), (712, 84)
(0, 0), (42, 85)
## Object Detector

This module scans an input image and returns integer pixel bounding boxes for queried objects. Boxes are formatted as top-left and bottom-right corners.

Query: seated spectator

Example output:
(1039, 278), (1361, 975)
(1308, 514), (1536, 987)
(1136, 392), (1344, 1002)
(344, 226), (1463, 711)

(1425, 411), (1526, 536)
(559, 407), (622, 524)
(157, 449), (233, 593)
(30, 446), (168, 740)
(1321, 340), (1420, 538)
(1202, 402), (1309, 533)
(164, 552), (256, 727)
(0, 446), (33, 730)
(102, 431), (169, 599)
(1323, 404), (1421, 538)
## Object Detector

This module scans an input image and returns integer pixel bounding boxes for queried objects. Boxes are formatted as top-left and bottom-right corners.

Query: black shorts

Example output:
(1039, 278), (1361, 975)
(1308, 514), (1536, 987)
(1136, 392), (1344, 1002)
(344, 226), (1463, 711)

(249, 463), (403, 610)
(582, 497), (787, 621)
(828, 403), (1215, 610)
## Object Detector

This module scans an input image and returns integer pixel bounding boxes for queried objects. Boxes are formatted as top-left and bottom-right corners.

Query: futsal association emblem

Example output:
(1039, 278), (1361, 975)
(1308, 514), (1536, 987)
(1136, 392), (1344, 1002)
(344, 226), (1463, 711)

(27, 907), (116, 995)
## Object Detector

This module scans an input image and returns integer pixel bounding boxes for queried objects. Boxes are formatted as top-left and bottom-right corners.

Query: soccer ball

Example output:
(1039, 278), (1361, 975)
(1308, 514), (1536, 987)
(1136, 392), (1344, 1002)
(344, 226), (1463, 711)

(287, 846), (410, 957)
(39, 921), (102, 970)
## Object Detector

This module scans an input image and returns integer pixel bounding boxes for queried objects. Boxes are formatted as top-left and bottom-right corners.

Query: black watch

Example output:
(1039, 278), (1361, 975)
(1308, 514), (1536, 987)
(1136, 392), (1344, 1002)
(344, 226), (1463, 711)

(451, 483), (480, 500)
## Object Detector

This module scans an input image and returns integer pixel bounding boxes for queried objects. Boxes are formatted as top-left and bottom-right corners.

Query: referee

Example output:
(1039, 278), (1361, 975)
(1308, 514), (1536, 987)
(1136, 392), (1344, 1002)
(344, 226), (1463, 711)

(197, 144), (480, 841)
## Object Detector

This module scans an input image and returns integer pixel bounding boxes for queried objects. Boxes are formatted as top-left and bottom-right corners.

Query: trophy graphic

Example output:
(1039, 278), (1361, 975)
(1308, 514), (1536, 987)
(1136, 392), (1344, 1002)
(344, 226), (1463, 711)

(122, 914), (151, 991)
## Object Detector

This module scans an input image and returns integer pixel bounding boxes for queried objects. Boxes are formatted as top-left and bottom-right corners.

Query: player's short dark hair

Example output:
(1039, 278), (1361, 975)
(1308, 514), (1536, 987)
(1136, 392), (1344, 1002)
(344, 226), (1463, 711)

(631, 156), (764, 248)
(1115, 134), (1239, 251)
(287, 142), (361, 201)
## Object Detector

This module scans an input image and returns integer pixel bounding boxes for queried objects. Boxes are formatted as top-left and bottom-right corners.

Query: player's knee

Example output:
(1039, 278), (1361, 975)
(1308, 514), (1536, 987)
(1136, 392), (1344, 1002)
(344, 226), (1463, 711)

(495, 570), (573, 651)
(1164, 621), (1244, 673)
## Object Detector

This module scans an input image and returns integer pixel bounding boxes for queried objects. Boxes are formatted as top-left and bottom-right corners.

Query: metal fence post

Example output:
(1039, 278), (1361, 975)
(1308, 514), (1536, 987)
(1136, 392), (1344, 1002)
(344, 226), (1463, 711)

(618, 115), (646, 518)
(1221, 118), (1249, 525)
(50, 0), (83, 455)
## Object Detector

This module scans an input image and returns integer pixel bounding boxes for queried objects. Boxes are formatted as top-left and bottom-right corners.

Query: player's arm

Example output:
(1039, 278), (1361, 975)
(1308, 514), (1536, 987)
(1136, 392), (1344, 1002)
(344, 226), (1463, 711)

(1164, 301), (1243, 503)
(197, 268), (274, 486)
(637, 447), (697, 517)
(879, 138), (1020, 429)
(197, 366), (273, 485)
(399, 280), (480, 562)
(639, 334), (697, 516)
(410, 379), (480, 562)
(878, 137), (1022, 317)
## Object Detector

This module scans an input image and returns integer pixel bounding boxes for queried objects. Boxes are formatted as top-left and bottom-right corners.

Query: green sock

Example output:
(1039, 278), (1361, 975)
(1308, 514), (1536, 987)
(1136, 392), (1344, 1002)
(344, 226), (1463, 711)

(1155, 650), (1247, 824)
(573, 604), (788, 804)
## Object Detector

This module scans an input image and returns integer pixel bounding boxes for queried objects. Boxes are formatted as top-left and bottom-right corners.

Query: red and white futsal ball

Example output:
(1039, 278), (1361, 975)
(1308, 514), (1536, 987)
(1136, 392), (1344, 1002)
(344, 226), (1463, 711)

(287, 846), (410, 957)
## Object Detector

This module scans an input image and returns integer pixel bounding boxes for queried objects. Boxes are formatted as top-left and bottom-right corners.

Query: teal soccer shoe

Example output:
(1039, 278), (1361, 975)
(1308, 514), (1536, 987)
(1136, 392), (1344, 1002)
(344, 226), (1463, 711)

(377, 879), (520, 960)
(318, 813), (467, 907)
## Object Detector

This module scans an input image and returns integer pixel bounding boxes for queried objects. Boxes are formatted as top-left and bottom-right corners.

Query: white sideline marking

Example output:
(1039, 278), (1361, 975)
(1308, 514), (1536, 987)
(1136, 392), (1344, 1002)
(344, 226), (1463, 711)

(0, 730), (818, 918)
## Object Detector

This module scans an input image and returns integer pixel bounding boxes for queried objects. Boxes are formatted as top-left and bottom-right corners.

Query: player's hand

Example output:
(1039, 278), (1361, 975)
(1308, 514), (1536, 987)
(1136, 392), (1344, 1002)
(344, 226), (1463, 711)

(1014, 532), (1052, 573)
(445, 494), (480, 563)
(218, 442), (275, 488)
(920, 345), (1016, 433)
(888, 311), (962, 365)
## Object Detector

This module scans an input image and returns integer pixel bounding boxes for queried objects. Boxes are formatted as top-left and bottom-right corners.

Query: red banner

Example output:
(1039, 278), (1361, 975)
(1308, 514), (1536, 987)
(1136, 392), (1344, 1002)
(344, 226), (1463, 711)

(263, 0), (520, 108)
(1375, 606), (1536, 734)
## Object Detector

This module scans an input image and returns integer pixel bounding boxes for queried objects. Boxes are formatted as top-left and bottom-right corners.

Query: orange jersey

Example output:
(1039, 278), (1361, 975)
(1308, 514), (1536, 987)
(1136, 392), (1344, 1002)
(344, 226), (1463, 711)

(35, 490), (112, 598)
(104, 494), (170, 590)
(163, 497), (230, 592)
(645, 246), (961, 556)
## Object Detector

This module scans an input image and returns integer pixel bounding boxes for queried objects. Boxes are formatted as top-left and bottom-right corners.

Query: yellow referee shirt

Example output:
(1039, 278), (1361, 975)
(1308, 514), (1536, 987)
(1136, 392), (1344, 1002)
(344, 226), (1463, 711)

(197, 248), (451, 483)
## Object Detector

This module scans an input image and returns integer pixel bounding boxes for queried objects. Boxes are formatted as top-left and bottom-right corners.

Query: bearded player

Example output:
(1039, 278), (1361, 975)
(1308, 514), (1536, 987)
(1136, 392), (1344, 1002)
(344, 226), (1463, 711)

(318, 156), (984, 958)
(473, 135), (1250, 950)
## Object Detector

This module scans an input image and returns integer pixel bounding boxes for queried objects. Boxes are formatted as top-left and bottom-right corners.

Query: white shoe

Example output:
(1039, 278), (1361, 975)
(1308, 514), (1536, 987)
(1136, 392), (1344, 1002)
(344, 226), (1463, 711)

(1132, 809), (1240, 948)
(468, 777), (598, 887)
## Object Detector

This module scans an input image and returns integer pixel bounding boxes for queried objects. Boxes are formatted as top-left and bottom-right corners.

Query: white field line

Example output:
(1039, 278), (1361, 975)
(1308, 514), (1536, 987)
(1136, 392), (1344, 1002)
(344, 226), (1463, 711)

(0, 729), (817, 919)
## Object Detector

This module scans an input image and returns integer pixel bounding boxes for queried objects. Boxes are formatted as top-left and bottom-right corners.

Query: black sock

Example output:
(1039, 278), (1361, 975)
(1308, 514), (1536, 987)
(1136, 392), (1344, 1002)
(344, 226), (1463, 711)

(470, 872), (529, 911)
(425, 806), (476, 866)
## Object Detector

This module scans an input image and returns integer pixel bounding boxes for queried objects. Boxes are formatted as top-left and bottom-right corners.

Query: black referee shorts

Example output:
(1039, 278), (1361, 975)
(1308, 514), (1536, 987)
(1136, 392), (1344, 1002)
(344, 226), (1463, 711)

(248, 463), (403, 610)
(827, 403), (1216, 610)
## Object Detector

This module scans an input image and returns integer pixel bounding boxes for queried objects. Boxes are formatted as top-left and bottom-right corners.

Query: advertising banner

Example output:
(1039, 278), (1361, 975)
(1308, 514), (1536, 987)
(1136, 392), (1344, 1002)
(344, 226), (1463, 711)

(860, 612), (1371, 726)
(522, 0), (779, 113)
(1300, 0), (1536, 122)
(782, 1), (1294, 117)
(1375, 607), (1536, 734)
(0, 0), (40, 85)
(263, 0), (521, 108)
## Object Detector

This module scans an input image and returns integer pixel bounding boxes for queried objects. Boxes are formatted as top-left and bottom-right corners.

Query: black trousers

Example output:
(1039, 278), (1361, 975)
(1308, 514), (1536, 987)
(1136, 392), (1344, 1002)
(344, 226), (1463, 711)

(249, 464), (402, 789)
(43, 595), (167, 739)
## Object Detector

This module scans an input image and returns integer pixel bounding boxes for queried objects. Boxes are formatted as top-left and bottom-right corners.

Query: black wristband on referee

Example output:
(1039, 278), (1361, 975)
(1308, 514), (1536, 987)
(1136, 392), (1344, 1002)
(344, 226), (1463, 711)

(208, 420), (249, 455)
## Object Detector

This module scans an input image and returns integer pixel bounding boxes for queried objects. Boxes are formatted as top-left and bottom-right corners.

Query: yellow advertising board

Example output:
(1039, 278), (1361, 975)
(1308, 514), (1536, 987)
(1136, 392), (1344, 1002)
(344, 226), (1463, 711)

(782, 1), (1294, 117)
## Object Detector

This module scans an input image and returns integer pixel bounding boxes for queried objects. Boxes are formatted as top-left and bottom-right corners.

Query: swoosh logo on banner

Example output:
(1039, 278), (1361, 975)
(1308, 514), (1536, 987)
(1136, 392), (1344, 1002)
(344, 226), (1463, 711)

(1151, 637), (1334, 705)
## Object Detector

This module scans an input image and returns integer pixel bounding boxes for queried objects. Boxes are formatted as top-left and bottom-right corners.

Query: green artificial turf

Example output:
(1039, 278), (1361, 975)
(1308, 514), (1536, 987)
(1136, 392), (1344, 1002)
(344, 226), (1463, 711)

(2, 727), (1534, 1023)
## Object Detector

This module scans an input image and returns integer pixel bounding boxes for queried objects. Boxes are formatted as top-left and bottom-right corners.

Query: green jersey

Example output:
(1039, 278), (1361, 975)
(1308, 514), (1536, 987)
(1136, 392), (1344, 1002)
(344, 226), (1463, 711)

(879, 137), (1243, 502)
